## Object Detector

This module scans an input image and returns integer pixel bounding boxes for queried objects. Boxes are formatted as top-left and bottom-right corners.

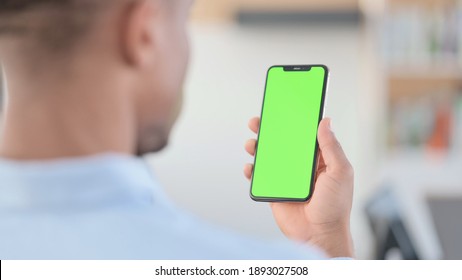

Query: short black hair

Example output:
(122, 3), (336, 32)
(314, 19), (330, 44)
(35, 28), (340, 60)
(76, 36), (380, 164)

(0, 0), (70, 11)
(0, 0), (108, 52)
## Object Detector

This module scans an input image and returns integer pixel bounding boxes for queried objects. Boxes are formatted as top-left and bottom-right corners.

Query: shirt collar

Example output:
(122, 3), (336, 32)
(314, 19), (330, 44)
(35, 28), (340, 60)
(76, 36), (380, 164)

(0, 153), (163, 212)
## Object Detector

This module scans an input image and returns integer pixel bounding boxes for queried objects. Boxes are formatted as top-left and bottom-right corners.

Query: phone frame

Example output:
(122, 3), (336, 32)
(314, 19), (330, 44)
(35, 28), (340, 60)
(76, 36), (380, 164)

(250, 64), (330, 202)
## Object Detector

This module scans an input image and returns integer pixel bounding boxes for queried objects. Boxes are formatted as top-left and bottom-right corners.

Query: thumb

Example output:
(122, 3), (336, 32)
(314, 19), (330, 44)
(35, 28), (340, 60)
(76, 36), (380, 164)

(317, 118), (352, 176)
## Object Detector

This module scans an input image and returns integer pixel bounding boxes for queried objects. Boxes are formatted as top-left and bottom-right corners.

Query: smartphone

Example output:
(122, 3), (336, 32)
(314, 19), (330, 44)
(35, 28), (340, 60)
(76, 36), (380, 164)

(250, 65), (329, 202)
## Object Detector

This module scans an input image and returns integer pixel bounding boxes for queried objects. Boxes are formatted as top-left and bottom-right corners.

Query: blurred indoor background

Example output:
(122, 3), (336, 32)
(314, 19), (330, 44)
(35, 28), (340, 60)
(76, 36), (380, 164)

(3, 0), (462, 260)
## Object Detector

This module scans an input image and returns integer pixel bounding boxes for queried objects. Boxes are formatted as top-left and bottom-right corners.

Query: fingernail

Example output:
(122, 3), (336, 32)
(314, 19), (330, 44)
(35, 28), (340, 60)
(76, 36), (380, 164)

(327, 119), (332, 131)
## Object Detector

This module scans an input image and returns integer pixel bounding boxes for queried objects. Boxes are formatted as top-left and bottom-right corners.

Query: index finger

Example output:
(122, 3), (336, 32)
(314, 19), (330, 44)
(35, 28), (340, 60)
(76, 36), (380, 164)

(248, 117), (260, 134)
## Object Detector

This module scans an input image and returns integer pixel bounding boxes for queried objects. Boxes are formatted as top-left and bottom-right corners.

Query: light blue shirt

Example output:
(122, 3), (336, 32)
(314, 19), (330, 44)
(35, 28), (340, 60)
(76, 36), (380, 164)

(0, 154), (325, 260)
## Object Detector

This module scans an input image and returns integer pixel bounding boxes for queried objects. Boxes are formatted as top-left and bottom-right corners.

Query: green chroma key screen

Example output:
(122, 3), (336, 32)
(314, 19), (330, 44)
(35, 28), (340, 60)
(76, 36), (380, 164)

(251, 65), (328, 201)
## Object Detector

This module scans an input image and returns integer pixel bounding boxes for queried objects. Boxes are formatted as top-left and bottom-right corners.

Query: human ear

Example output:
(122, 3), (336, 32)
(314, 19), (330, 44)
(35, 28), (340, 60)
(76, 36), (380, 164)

(119, 0), (162, 67)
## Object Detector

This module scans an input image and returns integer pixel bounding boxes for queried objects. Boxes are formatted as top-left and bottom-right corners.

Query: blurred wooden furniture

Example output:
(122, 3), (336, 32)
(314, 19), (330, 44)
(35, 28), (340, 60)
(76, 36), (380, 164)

(191, 0), (360, 22)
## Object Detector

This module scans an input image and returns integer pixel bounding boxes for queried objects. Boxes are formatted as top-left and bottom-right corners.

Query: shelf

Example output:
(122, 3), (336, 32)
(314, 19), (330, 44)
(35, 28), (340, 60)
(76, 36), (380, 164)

(380, 0), (462, 100)
(191, 0), (360, 22)
(238, 0), (359, 12)
(388, 74), (462, 101)
(387, 65), (462, 79)
(387, 0), (457, 9)
(191, 0), (235, 22)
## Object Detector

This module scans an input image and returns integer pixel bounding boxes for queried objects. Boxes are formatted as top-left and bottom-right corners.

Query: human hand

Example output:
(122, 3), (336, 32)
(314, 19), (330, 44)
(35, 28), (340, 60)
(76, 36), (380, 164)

(244, 117), (354, 258)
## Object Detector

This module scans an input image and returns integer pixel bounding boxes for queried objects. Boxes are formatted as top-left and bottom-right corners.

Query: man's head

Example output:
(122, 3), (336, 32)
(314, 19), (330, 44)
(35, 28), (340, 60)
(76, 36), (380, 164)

(0, 0), (193, 156)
